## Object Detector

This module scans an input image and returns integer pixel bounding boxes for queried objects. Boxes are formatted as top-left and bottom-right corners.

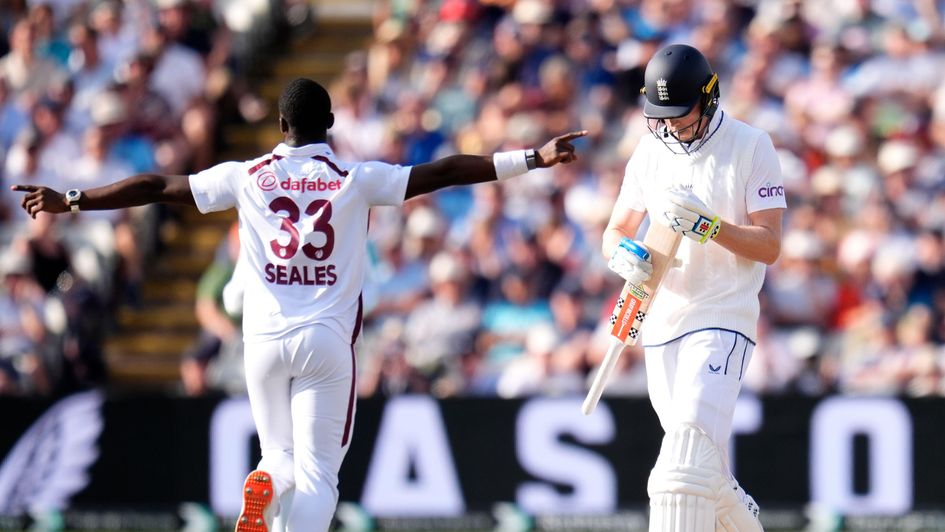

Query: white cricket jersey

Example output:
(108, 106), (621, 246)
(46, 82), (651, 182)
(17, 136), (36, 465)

(189, 143), (411, 343)
(615, 111), (786, 345)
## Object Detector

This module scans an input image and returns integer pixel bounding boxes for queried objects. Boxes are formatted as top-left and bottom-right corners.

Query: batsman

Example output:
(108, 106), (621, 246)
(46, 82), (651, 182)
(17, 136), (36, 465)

(603, 44), (786, 531)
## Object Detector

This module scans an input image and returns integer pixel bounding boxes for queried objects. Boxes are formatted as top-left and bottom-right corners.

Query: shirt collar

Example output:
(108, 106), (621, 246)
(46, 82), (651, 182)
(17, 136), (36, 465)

(272, 142), (335, 158)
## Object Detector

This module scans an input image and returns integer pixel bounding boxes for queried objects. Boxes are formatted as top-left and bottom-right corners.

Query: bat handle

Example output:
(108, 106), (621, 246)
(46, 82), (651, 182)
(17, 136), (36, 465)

(582, 339), (626, 415)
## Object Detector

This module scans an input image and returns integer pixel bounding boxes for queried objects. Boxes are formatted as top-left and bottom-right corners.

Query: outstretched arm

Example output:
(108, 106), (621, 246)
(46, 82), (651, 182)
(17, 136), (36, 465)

(13, 174), (195, 218)
(404, 130), (587, 199)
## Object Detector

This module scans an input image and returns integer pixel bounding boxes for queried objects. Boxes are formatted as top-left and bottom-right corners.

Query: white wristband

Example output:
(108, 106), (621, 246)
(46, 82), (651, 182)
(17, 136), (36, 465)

(493, 150), (530, 181)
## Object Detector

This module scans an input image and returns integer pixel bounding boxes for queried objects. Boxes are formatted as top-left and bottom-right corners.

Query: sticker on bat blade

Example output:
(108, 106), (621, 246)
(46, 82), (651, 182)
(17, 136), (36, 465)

(610, 282), (650, 342)
(628, 284), (648, 302)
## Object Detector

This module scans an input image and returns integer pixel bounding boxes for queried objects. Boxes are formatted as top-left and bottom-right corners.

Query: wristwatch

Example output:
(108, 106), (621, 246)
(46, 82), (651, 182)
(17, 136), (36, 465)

(525, 149), (539, 170)
(65, 189), (82, 213)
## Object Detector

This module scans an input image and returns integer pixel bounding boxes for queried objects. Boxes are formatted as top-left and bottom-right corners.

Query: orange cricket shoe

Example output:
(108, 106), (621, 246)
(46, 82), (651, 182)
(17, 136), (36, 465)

(236, 470), (275, 532)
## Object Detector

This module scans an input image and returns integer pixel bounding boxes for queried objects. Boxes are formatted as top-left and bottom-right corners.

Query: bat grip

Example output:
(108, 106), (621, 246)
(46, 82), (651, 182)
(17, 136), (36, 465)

(582, 339), (625, 415)
(618, 237), (651, 262)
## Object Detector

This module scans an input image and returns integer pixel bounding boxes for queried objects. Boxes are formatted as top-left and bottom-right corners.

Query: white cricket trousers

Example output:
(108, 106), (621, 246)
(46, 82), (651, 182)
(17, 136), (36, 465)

(645, 329), (753, 450)
(244, 323), (356, 532)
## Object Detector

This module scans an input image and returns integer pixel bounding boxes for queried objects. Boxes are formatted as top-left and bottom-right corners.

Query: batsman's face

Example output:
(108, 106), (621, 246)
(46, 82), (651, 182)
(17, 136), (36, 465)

(663, 104), (705, 142)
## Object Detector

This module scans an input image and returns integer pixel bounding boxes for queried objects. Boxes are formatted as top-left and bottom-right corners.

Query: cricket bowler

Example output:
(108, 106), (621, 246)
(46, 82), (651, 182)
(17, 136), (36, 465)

(15, 78), (586, 532)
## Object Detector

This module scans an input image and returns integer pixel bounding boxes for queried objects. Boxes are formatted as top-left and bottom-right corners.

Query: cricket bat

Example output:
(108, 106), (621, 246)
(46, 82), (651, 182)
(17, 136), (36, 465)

(582, 221), (683, 415)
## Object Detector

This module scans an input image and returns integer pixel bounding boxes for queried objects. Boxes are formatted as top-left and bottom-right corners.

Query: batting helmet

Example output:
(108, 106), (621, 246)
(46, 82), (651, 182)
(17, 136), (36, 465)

(642, 44), (719, 120)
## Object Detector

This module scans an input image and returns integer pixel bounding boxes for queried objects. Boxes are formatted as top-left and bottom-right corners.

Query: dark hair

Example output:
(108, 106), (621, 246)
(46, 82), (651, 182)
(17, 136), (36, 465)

(278, 78), (332, 136)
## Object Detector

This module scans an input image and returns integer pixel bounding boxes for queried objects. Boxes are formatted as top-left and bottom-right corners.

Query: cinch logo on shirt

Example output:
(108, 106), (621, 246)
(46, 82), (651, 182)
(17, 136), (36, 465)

(758, 184), (784, 198)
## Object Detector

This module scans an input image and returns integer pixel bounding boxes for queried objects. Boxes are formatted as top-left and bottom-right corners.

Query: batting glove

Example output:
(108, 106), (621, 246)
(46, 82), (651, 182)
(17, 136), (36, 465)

(608, 237), (653, 285)
(659, 187), (721, 243)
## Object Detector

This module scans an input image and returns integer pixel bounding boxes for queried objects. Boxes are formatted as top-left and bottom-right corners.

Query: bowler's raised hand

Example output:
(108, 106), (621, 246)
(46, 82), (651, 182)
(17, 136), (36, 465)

(12, 185), (68, 218)
(536, 130), (588, 167)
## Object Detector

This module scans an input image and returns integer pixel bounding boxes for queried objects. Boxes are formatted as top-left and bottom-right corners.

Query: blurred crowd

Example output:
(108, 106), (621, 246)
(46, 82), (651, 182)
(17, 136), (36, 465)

(333, 0), (945, 400)
(5, 0), (945, 400)
(0, 0), (270, 396)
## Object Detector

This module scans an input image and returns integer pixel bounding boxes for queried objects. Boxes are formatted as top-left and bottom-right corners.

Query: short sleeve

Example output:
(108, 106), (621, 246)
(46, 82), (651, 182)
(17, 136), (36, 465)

(189, 161), (242, 213)
(352, 161), (411, 207)
(745, 133), (787, 213)
(615, 153), (647, 213)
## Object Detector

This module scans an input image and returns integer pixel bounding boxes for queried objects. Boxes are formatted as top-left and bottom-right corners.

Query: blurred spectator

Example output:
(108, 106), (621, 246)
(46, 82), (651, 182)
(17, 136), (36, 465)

(0, 72), (28, 153)
(402, 251), (480, 396)
(90, 90), (155, 173)
(330, 58), (387, 161)
(142, 25), (215, 169)
(766, 230), (837, 329)
(2, 126), (44, 220)
(71, 125), (144, 298)
(21, 212), (71, 293)
(113, 52), (189, 173)
(157, 0), (209, 55)
(0, 3), (29, 56)
(141, 24), (201, 118)
(0, 358), (18, 394)
(448, 182), (520, 272)
(368, 206), (443, 321)
(66, 23), (115, 134)
(88, 0), (140, 69)
(478, 265), (553, 379)
(877, 138), (926, 227)
(72, 126), (135, 202)
(358, 320), (429, 397)
(784, 40), (854, 147)
(817, 124), (880, 217)
(29, 4), (71, 67)
(910, 230), (945, 311)
(181, 222), (241, 396)
(0, 248), (50, 394)
(0, 19), (67, 102)
(31, 97), (82, 180)
(496, 323), (583, 398)
(725, 52), (787, 137)
(548, 279), (595, 362)
(49, 266), (108, 393)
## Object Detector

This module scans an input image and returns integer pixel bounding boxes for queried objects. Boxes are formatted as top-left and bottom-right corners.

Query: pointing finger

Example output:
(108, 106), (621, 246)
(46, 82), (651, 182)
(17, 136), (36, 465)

(11, 184), (38, 193)
(557, 130), (588, 142)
